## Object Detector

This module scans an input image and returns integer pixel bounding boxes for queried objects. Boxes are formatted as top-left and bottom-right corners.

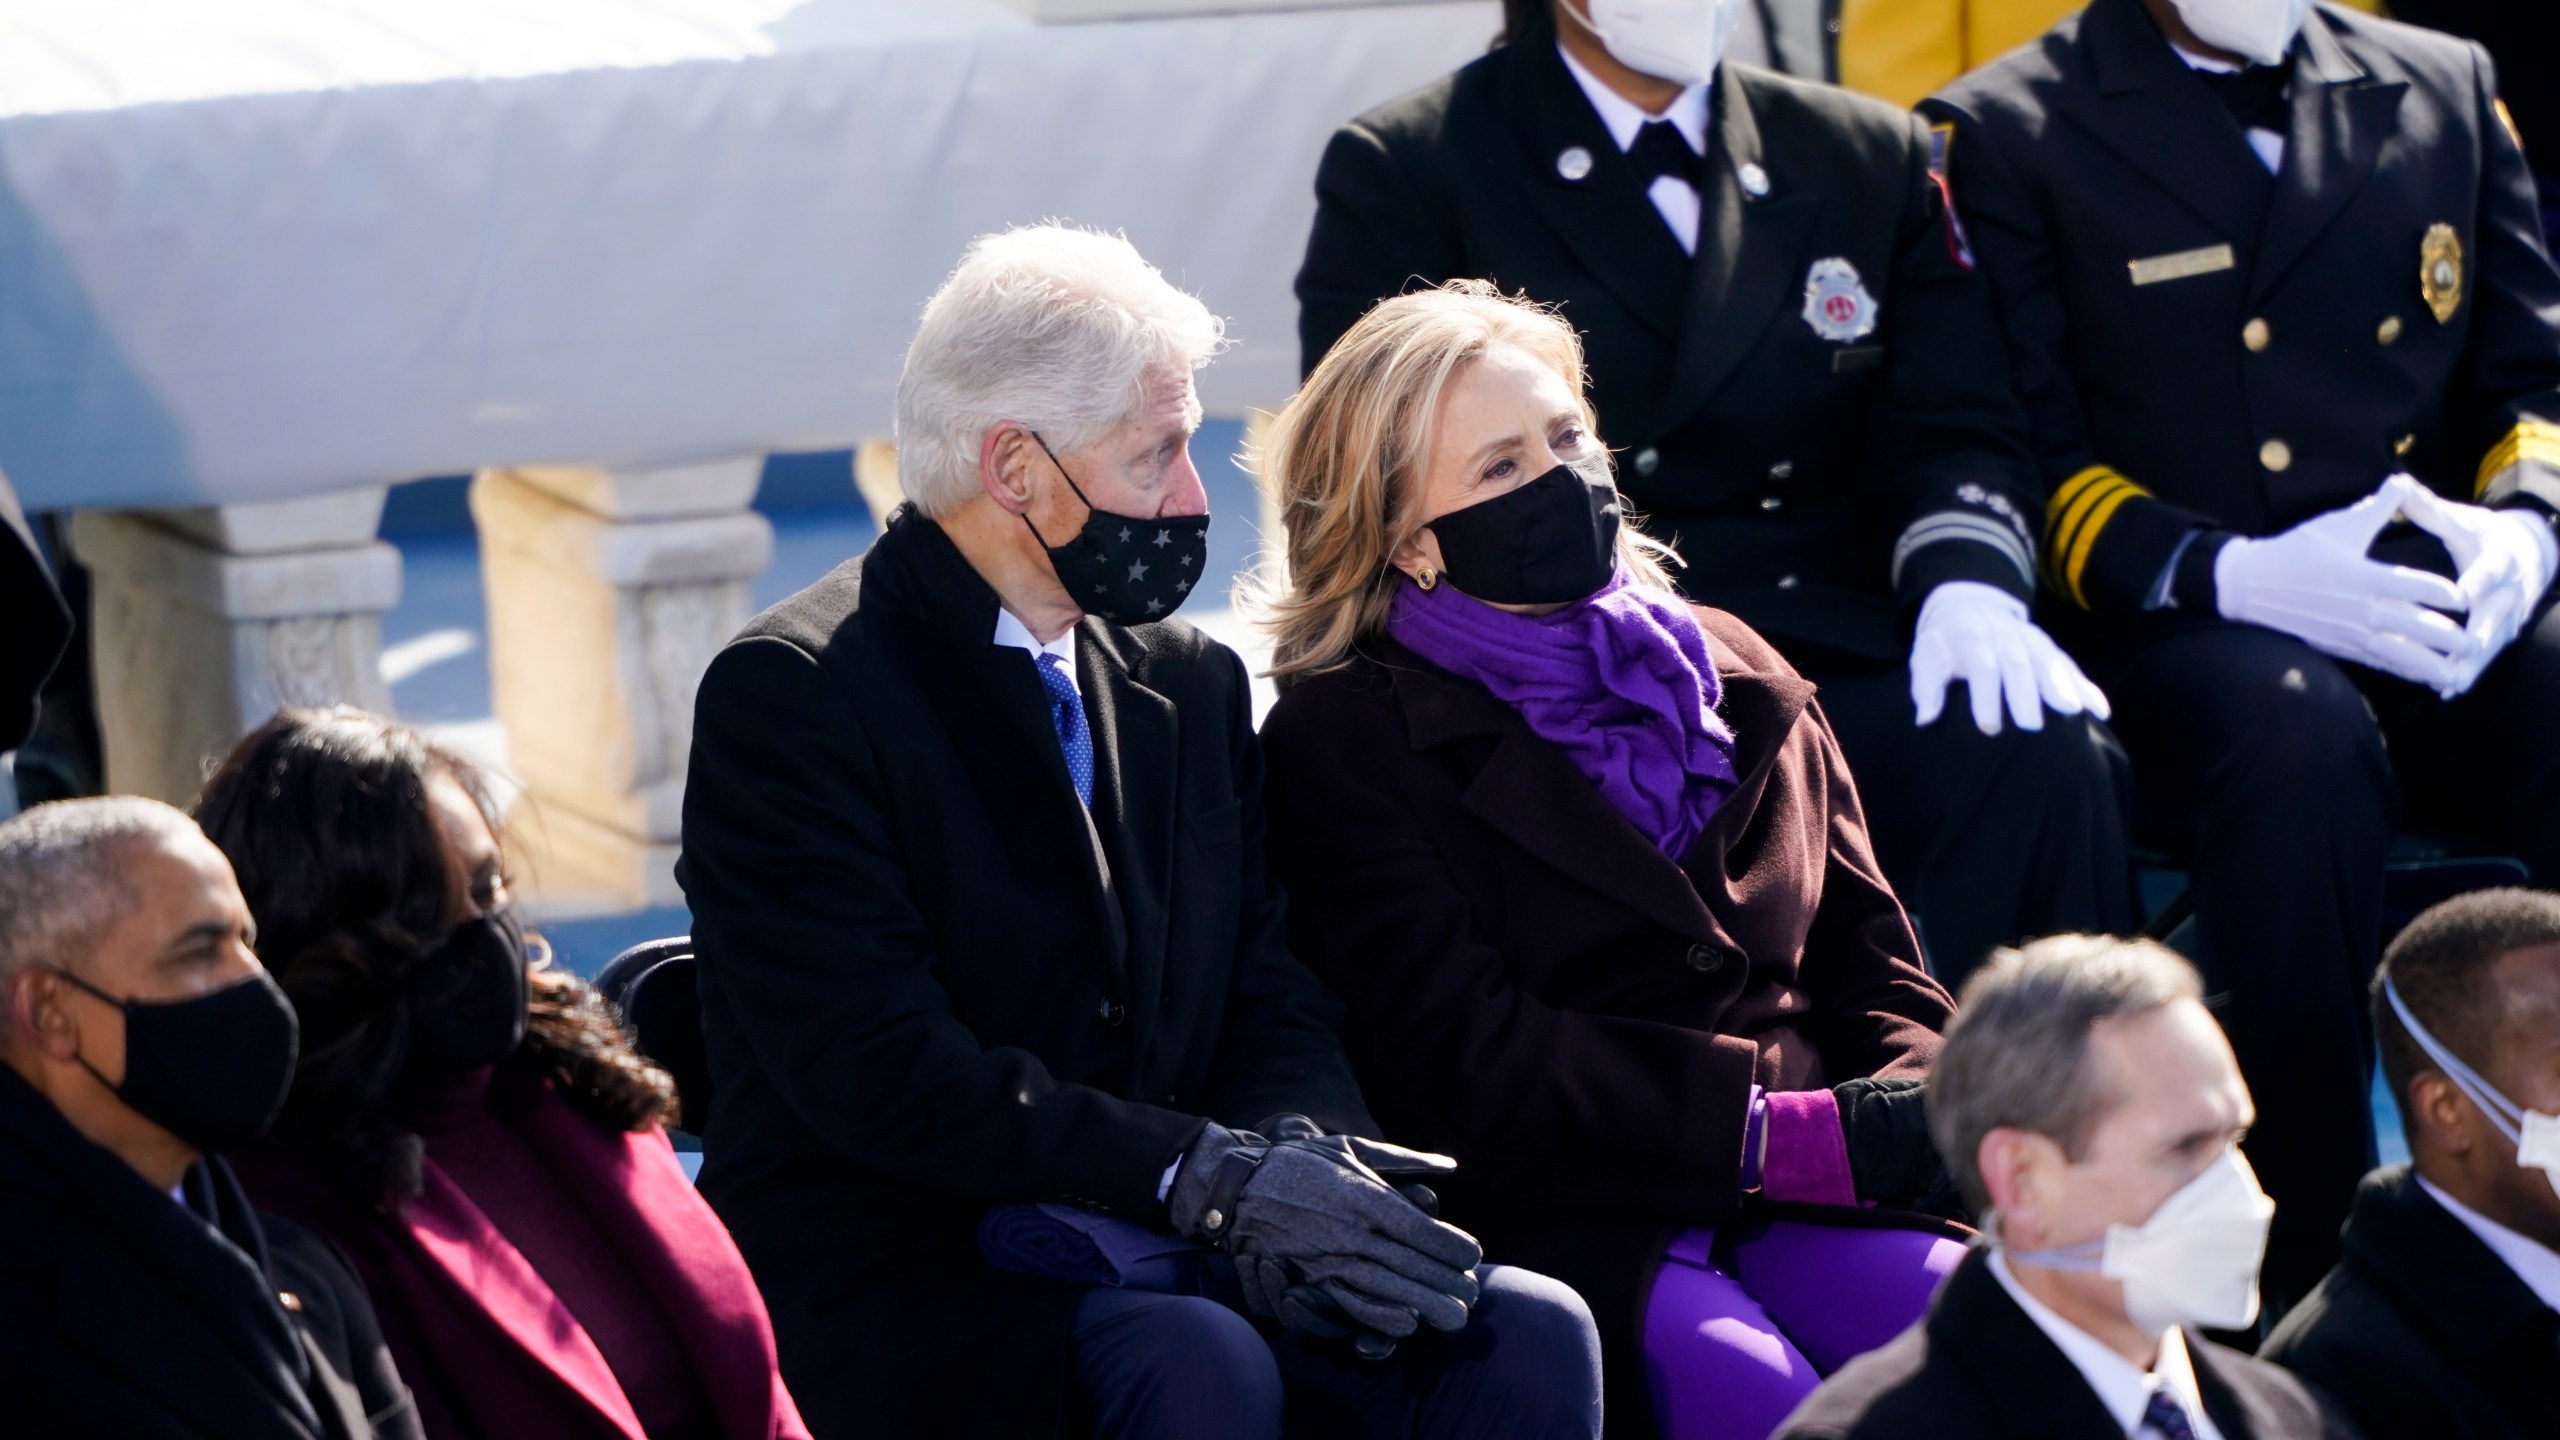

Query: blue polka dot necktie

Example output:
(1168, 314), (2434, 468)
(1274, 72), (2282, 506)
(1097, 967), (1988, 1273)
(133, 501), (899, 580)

(1036, 651), (1094, 809)
(2141, 1387), (2201, 1440)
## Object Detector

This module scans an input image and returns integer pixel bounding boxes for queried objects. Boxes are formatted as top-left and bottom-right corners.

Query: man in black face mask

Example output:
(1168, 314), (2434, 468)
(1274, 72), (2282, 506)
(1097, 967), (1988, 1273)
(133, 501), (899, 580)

(0, 796), (418, 1440)
(680, 224), (1603, 1440)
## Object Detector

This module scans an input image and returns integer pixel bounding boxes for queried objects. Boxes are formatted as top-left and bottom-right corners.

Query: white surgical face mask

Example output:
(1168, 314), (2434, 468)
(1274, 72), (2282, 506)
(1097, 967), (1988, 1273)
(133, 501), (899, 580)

(2384, 976), (2560, 1199)
(1563, 0), (1737, 89)
(2003, 1146), (2276, 1336)
(2168, 0), (2311, 68)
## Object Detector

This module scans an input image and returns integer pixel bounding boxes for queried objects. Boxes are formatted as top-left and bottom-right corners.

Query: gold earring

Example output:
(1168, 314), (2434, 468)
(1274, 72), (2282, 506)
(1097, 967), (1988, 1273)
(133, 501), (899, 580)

(1416, 566), (1438, 591)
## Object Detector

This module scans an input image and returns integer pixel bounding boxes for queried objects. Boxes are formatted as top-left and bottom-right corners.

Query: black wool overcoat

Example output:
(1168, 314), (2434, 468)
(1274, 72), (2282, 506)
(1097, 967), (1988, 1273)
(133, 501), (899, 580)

(2263, 1165), (2560, 1439)
(678, 505), (1374, 1439)
(1260, 607), (1955, 1432)
(0, 1064), (414, 1440)
(1778, 1250), (2362, 1439)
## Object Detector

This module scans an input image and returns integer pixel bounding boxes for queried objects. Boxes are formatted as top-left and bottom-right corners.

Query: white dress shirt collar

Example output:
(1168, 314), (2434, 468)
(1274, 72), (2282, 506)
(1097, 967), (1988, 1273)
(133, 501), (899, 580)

(2417, 1174), (2560, 1313)
(1988, 1252), (2227, 1440)
(1556, 41), (1709, 155)
(993, 606), (1079, 697)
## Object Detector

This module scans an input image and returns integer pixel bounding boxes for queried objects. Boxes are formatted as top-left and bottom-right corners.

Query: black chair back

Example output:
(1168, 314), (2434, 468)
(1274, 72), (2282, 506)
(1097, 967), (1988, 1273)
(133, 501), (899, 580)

(596, 936), (713, 1135)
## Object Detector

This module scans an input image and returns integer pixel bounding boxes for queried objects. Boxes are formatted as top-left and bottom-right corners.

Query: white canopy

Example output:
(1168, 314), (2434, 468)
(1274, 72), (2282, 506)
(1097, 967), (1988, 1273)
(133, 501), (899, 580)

(0, 0), (1497, 509)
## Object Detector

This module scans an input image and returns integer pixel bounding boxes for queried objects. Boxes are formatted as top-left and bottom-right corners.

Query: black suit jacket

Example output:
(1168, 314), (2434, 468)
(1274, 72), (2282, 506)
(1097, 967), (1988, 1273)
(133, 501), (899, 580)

(2263, 1166), (2560, 1439)
(0, 1065), (413, 1440)
(1298, 22), (2043, 659)
(1779, 1249), (2361, 1439)
(1262, 610), (1954, 1434)
(678, 504), (1373, 1438)
(1926, 0), (2560, 618)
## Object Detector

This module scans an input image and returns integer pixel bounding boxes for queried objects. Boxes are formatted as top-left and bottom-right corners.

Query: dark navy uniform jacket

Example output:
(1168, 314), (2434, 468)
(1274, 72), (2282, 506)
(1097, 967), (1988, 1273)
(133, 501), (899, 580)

(1924, 0), (2560, 617)
(1299, 18), (2043, 661)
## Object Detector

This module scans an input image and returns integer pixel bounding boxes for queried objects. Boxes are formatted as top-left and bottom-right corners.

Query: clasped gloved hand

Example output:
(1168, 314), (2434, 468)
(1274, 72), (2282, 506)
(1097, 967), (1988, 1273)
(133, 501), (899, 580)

(2392, 481), (2559, 697)
(2213, 476), (2472, 692)
(1832, 1078), (1969, 1223)
(1168, 1121), (1481, 1343)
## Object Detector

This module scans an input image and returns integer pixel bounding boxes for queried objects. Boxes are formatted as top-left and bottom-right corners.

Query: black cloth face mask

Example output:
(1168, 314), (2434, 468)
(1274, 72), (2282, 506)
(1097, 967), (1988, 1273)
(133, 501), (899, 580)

(52, 967), (299, 1155)
(1425, 462), (1623, 605)
(405, 907), (531, 1076)
(1021, 432), (1211, 627)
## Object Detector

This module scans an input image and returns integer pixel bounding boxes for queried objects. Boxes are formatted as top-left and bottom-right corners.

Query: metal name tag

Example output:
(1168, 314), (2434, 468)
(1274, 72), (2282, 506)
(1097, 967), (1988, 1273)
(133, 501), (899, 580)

(2127, 244), (2237, 286)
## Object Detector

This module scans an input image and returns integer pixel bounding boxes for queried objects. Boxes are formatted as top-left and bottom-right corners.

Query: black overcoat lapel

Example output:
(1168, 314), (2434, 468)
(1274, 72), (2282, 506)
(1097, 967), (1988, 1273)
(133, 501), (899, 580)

(1938, 1253), (2129, 1438)
(867, 516), (1129, 994)
(2053, 0), (2274, 245)
(1079, 622), (1178, 1051)
(1654, 69), (1820, 437)
(2250, 13), (2404, 304)
(1, 1068), (321, 1438)
(1509, 36), (1694, 342)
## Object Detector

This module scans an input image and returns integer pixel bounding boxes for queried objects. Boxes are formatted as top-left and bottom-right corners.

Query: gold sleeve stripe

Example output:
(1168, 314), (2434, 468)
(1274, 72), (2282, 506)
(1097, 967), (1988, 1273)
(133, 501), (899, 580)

(2043, 466), (2127, 582)
(2043, 464), (2150, 608)
(2476, 417), (2560, 498)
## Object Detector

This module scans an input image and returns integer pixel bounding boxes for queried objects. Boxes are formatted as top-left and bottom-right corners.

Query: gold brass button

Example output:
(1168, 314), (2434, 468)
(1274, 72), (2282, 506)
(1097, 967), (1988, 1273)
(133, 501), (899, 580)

(2377, 314), (2403, 345)
(2394, 433), (2415, 457)
(2260, 439), (2293, 472)
(2242, 318), (2271, 351)
(277, 1291), (303, 1313)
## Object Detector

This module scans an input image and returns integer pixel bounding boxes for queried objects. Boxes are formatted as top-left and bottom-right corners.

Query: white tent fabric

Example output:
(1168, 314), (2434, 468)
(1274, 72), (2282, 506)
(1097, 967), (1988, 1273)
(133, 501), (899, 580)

(0, 0), (1497, 509)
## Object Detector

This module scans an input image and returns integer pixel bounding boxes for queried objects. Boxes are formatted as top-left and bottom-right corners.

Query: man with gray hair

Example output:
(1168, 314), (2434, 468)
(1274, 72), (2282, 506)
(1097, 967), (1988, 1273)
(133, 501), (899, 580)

(680, 224), (1602, 1440)
(1779, 934), (2354, 1439)
(0, 797), (415, 1439)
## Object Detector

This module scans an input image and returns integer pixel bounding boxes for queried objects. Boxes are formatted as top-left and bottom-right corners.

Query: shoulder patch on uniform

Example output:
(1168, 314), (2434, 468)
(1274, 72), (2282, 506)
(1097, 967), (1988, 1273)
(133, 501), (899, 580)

(1927, 122), (1976, 272)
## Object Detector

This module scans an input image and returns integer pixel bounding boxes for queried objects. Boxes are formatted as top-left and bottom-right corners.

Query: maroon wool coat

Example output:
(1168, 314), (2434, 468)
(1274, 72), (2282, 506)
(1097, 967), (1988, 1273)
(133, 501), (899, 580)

(1260, 607), (1954, 1399)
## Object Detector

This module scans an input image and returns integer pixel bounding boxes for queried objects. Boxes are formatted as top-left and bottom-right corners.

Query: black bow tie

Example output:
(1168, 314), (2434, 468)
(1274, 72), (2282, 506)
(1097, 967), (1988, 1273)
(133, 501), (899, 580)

(2196, 63), (2290, 134)
(1627, 120), (1703, 189)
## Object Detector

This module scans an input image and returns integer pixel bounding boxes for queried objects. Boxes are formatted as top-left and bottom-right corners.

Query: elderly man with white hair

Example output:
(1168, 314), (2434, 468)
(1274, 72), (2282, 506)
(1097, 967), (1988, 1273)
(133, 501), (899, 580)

(678, 224), (1603, 1440)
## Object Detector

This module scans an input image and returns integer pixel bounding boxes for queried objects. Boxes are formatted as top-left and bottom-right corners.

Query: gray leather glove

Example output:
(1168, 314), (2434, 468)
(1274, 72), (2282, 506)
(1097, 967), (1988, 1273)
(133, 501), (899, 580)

(1170, 1123), (1482, 1339)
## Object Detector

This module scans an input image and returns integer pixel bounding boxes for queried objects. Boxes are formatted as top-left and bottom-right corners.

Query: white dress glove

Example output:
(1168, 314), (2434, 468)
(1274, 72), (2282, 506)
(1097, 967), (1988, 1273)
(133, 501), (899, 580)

(1910, 580), (2112, 735)
(2394, 479), (2559, 697)
(2213, 476), (2471, 692)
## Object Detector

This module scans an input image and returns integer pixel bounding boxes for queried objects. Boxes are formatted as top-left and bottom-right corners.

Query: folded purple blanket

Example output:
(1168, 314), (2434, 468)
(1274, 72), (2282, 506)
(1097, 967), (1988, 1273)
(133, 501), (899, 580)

(978, 1203), (1214, 1294)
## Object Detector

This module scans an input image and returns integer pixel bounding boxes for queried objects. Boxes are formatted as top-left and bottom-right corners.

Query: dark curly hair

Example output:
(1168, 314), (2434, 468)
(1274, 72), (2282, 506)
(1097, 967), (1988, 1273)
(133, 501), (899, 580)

(194, 706), (674, 1212)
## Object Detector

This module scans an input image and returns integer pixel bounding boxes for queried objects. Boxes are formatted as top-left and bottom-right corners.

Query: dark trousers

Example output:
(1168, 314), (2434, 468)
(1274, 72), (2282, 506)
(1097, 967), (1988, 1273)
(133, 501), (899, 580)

(1069, 1264), (1603, 1440)
(1804, 653), (2136, 988)
(2085, 600), (2560, 1304)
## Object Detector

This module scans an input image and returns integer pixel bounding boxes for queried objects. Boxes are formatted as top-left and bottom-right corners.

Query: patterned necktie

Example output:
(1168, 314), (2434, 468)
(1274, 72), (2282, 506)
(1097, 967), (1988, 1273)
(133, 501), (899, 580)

(2142, 1386), (2202, 1440)
(1628, 119), (1703, 189)
(1036, 651), (1094, 809)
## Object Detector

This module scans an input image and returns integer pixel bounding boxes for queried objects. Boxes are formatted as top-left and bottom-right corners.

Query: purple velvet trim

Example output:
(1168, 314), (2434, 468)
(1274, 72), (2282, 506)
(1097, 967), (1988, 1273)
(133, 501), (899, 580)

(1389, 565), (1738, 858)
(1760, 1089), (1857, 1208)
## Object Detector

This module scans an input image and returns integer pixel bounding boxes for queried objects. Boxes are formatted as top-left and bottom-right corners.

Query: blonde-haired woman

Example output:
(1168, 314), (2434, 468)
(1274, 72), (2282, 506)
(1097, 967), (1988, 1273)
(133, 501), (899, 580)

(1257, 283), (1969, 1440)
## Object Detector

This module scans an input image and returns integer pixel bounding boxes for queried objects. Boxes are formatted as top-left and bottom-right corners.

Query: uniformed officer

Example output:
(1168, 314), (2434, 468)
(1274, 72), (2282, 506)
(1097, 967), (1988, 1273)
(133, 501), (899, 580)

(1926, 0), (2560, 1307)
(1297, 0), (2135, 984)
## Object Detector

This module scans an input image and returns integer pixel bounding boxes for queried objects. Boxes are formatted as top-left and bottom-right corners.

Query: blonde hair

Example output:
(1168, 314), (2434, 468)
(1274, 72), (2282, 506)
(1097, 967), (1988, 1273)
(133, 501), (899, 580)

(1250, 281), (1677, 680)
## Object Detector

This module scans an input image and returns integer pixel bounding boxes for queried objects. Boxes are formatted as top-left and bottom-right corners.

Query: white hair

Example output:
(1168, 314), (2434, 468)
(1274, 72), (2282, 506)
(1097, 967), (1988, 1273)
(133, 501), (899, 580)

(894, 224), (1227, 518)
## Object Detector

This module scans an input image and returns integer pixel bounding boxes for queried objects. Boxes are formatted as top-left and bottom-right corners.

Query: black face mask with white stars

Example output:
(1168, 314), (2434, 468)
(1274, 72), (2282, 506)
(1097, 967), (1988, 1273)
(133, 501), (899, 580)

(1023, 432), (1211, 627)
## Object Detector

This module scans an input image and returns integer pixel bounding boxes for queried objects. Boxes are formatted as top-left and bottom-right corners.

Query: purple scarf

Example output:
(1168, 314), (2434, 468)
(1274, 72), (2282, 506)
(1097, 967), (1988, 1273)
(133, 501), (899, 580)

(1390, 566), (1739, 858)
